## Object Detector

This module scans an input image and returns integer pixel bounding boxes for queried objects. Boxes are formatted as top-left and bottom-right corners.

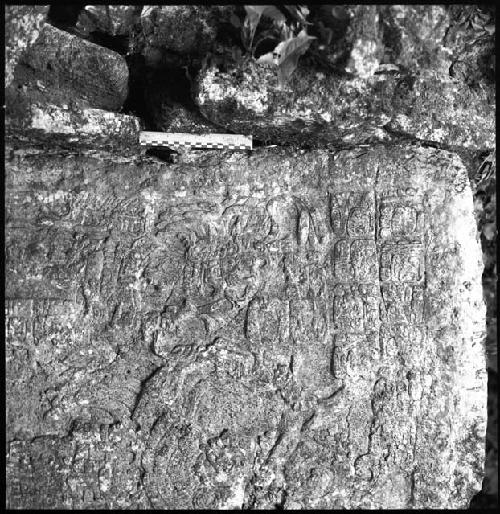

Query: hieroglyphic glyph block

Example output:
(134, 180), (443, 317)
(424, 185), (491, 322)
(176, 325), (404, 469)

(5, 145), (486, 509)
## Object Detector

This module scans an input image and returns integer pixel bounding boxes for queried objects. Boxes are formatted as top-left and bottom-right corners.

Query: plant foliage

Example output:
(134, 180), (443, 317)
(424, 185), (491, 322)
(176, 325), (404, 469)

(257, 28), (315, 86)
(242, 5), (315, 86)
(242, 5), (285, 50)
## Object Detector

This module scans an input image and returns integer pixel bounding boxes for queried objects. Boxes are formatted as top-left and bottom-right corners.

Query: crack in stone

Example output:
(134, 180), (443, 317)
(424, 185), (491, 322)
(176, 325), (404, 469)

(129, 365), (165, 424)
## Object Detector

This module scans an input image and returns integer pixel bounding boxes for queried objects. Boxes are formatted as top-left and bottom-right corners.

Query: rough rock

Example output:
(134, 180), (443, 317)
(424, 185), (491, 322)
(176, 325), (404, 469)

(76, 5), (141, 38)
(5, 143), (486, 509)
(194, 58), (494, 150)
(133, 5), (235, 65)
(146, 95), (227, 134)
(344, 5), (386, 78)
(349, 5), (452, 77)
(308, 5), (494, 91)
(4, 5), (50, 87)
(14, 23), (129, 111)
(444, 5), (495, 98)
(6, 101), (141, 154)
(194, 5), (494, 149)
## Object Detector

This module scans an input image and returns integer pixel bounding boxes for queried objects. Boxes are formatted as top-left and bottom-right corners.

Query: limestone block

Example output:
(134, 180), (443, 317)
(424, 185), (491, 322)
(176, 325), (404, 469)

(15, 23), (129, 111)
(372, 5), (452, 76)
(5, 143), (486, 509)
(135, 5), (231, 61)
(4, 5), (49, 87)
(6, 101), (141, 153)
(76, 5), (141, 38)
(194, 59), (494, 150)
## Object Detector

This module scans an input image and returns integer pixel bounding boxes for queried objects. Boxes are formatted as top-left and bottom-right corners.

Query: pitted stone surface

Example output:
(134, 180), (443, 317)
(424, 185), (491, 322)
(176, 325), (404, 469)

(14, 23), (129, 111)
(195, 59), (494, 150)
(4, 5), (49, 87)
(5, 144), (486, 509)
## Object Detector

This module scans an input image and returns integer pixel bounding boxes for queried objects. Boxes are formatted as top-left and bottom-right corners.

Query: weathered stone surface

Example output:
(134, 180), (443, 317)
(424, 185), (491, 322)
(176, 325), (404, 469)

(14, 23), (129, 111)
(444, 5), (495, 97)
(6, 101), (141, 154)
(344, 5), (452, 78)
(194, 58), (494, 150)
(193, 5), (494, 150)
(134, 5), (235, 64)
(146, 95), (227, 134)
(76, 5), (141, 38)
(6, 143), (486, 508)
(4, 5), (49, 87)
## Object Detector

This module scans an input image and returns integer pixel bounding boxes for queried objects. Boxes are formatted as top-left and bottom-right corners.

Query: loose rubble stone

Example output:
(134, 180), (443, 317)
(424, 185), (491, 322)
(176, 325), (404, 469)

(371, 5), (452, 76)
(15, 23), (129, 111)
(344, 5), (386, 78)
(194, 5), (494, 150)
(133, 5), (235, 63)
(5, 143), (486, 509)
(146, 97), (228, 134)
(308, 5), (493, 93)
(76, 5), (141, 39)
(194, 58), (494, 150)
(4, 5), (49, 87)
(444, 6), (495, 98)
(6, 101), (141, 154)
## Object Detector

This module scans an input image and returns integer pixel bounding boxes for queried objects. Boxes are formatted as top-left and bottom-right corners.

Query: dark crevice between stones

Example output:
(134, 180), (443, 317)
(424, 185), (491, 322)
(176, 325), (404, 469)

(122, 53), (151, 127)
(470, 370), (499, 509)
(381, 125), (495, 157)
(144, 148), (177, 164)
(122, 53), (224, 137)
(47, 4), (85, 30)
(130, 364), (165, 428)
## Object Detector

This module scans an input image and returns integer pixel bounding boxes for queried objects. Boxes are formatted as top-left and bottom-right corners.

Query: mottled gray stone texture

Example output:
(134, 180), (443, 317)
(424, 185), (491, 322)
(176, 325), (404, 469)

(4, 5), (49, 87)
(6, 144), (486, 509)
(5, 3), (494, 509)
(11, 23), (129, 111)
(194, 58), (494, 151)
(192, 5), (495, 151)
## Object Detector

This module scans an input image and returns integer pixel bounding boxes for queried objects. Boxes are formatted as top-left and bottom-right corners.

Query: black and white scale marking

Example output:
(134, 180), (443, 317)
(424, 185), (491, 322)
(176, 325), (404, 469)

(139, 131), (252, 151)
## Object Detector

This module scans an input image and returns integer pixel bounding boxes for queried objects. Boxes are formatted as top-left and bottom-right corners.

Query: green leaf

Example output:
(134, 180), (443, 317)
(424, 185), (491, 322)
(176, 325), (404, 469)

(230, 13), (241, 28)
(257, 29), (316, 85)
(297, 5), (310, 19)
(245, 5), (285, 23)
(283, 5), (311, 25)
(256, 50), (275, 66)
(243, 5), (286, 50)
(277, 51), (301, 87)
(330, 6), (350, 20)
(484, 23), (495, 35)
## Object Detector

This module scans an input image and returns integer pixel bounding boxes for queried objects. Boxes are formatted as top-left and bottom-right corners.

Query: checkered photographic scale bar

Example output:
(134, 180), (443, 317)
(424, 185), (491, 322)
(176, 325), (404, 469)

(139, 131), (253, 151)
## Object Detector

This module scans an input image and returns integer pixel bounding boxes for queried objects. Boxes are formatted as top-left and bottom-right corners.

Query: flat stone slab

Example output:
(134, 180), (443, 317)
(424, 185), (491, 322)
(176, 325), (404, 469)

(6, 103), (141, 154)
(5, 144), (486, 509)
